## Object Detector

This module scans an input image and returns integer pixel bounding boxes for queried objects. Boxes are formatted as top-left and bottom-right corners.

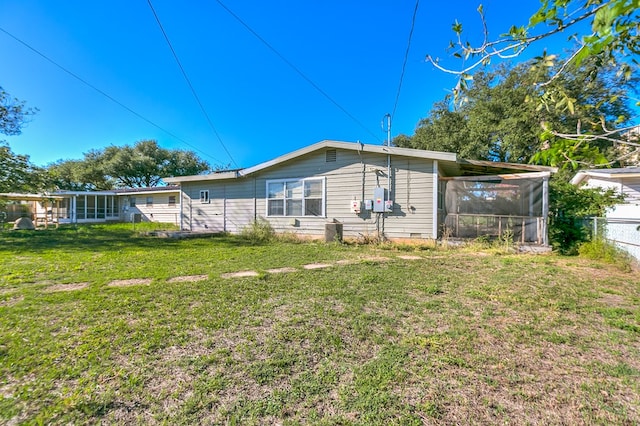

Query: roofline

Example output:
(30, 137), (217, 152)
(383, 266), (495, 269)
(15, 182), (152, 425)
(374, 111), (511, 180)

(239, 140), (458, 177)
(163, 140), (557, 184)
(164, 140), (458, 183)
(459, 159), (558, 173)
(54, 190), (118, 196)
(114, 186), (180, 195)
(0, 192), (65, 200)
(571, 169), (640, 185)
(164, 170), (239, 183)
(441, 171), (552, 181)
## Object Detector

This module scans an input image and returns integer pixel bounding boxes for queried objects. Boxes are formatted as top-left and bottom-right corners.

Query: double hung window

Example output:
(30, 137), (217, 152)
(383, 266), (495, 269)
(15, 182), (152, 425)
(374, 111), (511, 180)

(267, 178), (324, 217)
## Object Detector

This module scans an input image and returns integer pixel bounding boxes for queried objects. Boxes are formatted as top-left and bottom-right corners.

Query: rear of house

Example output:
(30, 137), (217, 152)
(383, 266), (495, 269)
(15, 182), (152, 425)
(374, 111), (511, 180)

(166, 141), (554, 243)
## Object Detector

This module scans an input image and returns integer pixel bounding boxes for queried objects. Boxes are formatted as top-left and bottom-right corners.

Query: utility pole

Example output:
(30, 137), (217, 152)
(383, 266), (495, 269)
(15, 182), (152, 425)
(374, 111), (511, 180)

(382, 113), (391, 147)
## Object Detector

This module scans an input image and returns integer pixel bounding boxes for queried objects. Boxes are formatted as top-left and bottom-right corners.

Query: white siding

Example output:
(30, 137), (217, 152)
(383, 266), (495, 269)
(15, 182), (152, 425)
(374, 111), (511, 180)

(585, 176), (640, 204)
(622, 177), (640, 204)
(124, 192), (180, 225)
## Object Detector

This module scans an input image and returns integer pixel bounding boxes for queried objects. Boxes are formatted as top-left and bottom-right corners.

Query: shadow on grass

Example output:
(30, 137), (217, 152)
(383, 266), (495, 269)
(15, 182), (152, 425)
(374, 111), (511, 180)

(0, 224), (265, 254)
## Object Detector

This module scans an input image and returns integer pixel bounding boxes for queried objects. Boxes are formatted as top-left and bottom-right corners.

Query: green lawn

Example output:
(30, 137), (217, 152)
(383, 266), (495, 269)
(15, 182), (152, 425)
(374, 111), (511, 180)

(1, 224), (639, 425)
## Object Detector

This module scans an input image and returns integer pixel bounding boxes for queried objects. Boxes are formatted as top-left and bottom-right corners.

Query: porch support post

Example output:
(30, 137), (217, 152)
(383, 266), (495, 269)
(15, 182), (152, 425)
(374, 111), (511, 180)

(542, 173), (550, 246)
(432, 160), (439, 239)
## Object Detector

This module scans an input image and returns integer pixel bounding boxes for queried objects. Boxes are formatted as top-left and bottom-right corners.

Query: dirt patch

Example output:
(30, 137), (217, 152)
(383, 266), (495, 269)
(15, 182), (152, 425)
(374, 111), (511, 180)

(360, 256), (392, 262)
(107, 278), (153, 287)
(167, 275), (209, 283)
(397, 255), (422, 260)
(44, 282), (89, 292)
(303, 263), (332, 270)
(221, 271), (259, 279)
(0, 295), (24, 307)
(266, 267), (298, 274)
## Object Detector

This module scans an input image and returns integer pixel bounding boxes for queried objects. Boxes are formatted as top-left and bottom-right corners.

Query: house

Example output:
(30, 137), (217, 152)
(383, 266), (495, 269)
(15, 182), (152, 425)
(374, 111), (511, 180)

(571, 167), (640, 260)
(164, 140), (555, 244)
(0, 186), (181, 226)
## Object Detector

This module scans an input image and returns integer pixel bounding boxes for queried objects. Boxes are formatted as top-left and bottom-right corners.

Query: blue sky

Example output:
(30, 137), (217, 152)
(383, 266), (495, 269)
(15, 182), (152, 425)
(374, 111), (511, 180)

(2, 1), (572, 170)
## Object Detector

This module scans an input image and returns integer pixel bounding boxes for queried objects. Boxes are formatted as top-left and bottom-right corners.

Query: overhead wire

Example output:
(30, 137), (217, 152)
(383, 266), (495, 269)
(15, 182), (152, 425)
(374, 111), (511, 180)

(391, 0), (420, 124)
(146, 0), (238, 168)
(0, 25), (225, 165)
(213, 0), (382, 144)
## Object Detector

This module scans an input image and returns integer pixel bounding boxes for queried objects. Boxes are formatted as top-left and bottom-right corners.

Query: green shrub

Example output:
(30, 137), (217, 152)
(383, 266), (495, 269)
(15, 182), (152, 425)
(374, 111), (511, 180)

(578, 238), (632, 271)
(240, 219), (274, 244)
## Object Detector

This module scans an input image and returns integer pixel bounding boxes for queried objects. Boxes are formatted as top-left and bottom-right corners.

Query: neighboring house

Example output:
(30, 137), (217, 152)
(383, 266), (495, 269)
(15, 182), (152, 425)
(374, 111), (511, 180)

(165, 140), (555, 244)
(0, 186), (181, 226)
(571, 167), (640, 260)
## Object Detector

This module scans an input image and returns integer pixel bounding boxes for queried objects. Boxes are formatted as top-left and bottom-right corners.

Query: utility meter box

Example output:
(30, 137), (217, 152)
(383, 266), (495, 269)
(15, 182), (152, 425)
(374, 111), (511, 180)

(373, 187), (386, 212)
(350, 199), (361, 214)
(364, 199), (373, 211)
(384, 200), (394, 212)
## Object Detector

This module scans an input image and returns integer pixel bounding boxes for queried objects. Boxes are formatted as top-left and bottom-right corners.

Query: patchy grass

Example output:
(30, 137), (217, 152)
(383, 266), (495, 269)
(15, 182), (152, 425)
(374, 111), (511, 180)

(0, 224), (639, 424)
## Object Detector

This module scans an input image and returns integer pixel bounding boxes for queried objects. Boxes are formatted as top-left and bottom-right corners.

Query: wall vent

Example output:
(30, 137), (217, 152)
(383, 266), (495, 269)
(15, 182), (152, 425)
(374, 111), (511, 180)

(326, 149), (337, 162)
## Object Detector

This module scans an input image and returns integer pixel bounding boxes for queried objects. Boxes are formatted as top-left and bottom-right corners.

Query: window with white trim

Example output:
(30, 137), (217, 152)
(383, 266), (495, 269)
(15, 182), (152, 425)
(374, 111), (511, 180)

(267, 178), (325, 217)
(199, 190), (209, 203)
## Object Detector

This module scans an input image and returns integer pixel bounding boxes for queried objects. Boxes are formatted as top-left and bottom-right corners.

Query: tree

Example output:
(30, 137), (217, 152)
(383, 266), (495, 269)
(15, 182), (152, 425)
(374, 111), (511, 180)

(0, 86), (37, 136)
(426, 1), (639, 166)
(428, 1), (639, 97)
(0, 88), (46, 194)
(47, 157), (114, 191)
(0, 143), (48, 193)
(395, 60), (634, 166)
(48, 140), (211, 190)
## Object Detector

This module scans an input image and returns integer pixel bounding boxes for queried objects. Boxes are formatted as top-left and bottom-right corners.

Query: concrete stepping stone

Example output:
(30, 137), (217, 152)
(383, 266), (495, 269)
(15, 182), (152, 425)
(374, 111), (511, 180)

(167, 274), (208, 283)
(266, 267), (297, 274)
(221, 270), (259, 279)
(397, 255), (422, 260)
(107, 278), (153, 287)
(303, 263), (332, 270)
(44, 282), (89, 292)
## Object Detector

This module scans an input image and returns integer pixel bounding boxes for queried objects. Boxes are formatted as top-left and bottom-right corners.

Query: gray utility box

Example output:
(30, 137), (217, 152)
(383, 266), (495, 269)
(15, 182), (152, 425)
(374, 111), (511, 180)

(325, 222), (343, 242)
(373, 187), (386, 212)
(131, 213), (142, 223)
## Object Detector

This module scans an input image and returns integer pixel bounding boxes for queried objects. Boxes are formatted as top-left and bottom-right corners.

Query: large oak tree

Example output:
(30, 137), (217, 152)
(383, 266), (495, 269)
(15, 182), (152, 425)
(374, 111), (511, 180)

(49, 140), (211, 190)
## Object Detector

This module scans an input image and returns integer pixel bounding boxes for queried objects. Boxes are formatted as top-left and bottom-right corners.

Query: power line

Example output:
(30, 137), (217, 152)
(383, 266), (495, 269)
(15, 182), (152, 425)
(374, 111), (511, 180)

(147, 0), (238, 168)
(213, 0), (382, 143)
(0, 26), (225, 166)
(391, 0), (420, 123)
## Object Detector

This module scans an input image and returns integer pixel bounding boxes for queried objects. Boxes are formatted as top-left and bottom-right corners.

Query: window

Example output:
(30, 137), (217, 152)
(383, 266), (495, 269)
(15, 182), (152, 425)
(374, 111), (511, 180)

(130, 197), (136, 208)
(168, 195), (176, 206)
(146, 196), (153, 207)
(267, 178), (324, 217)
(199, 190), (209, 204)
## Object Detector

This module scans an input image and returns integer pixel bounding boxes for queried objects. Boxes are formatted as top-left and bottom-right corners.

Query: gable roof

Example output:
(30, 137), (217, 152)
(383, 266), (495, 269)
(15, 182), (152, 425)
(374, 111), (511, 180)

(164, 140), (556, 183)
(571, 167), (640, 185)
